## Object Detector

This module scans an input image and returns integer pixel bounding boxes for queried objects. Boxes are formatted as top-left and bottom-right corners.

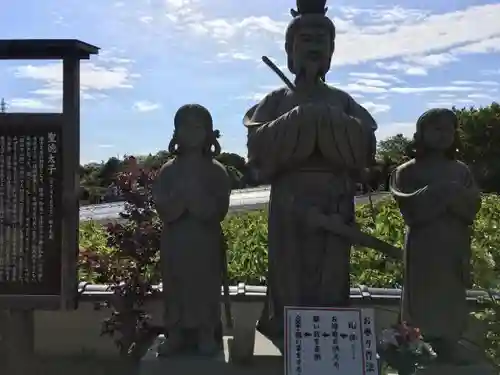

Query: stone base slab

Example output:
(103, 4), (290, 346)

(140, 334), (283, 375)
(415, 363), (497, 375)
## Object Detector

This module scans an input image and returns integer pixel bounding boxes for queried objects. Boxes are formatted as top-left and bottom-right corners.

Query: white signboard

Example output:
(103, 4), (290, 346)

(284, 307), (378, 375)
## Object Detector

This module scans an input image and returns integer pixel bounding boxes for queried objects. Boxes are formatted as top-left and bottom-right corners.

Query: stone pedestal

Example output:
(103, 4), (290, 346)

(140, 334), (283, 375)
(415, 363), (497, 375)
(1, 310), (35, 375)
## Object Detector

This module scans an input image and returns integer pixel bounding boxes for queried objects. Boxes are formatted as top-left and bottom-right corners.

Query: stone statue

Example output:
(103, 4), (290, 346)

(242, 0), (378, 350)
(390, 108), (484, 368)
(153, 104), (231, 357)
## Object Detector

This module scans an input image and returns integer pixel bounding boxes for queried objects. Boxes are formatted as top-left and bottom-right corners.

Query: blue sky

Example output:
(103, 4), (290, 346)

(1, 0), (499, 164)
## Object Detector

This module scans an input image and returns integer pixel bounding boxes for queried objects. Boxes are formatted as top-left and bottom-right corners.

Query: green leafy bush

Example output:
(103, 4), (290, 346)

(78, 221), (116, 283)
(468, 194), (500, 367)
(78, 193), (500, 289)
(223, 210), (268, 284)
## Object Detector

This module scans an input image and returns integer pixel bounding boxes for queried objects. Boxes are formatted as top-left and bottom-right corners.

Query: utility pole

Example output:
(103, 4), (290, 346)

(0, 98), (6, 113)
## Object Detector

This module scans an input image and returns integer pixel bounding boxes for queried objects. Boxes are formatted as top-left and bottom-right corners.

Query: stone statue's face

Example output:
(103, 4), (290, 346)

(422, 118), (455, 151)
(177, 114), (207, 150)
(292, 26), (331, 77)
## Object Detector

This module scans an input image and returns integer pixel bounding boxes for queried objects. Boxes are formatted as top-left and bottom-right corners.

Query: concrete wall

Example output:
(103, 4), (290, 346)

(23, 299), (485, 356)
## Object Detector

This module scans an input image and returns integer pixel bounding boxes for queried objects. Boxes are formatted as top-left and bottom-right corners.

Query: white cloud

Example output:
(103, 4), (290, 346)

(339, 6), (428, 24)
(376, 62), (428, 76)
(139, 15), (153, 23)
(451, 37), (500, 54)
(467, 93), (497, 100)
(378, 52), (458, 75)
(124, 3), (500, 67)
(451, 80), (498, 86)
(378, 37), (500, 76)
(377, 122), (415, 140)
(13, 61), (137, 101)
(340, 83), (387, 93)
(390, 86), (475, 94)
(133, 100), (160, 112)
(482, 69), (500, 75)
(331, 4), (500, 66)
(361, 102), (391, 114)
(8, 98), (55, 111)
(217, 51), (256, 61)
(455, 98), (475, 104)
(427, 101), (453, 108)
(404, 53), (457, 67)
(236, 93), (267, 102)
(349, 72), (402, 82)
(353, 78), (392, 87)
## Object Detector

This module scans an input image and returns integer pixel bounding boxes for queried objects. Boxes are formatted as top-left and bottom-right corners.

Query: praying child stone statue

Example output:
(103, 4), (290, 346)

(389, 108), (492, 372)
(152, 104), (231, 357)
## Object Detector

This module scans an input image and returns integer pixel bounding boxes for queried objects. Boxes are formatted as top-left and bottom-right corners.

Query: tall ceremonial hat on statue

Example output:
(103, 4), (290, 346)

(285, 0), (336, 76)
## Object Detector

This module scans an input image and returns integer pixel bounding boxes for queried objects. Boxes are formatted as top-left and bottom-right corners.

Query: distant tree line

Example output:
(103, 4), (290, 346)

(79, 102), (500, 205)
(79, 151), (254, 205)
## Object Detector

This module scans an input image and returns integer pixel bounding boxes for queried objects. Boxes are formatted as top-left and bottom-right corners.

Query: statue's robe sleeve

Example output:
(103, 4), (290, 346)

(246, 89), (308, 179)
(153, 160), (185, 224)
(346, 93), (378, 165)
(316, 89), (378, 172)
(184, 160), (231, 222)
(447, 161), (481, 225)
(446, 162), (481, 289)
(389, 161), (449, 227)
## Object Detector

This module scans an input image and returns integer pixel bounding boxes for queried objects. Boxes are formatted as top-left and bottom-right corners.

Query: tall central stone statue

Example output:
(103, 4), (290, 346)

(243, 0), (378, 349)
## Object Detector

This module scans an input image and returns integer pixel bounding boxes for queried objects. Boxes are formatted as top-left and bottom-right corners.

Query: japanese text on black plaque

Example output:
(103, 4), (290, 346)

(0, 131), (61, 292)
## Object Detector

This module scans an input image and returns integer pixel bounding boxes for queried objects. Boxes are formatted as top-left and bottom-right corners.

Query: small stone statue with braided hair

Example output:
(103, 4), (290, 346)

(390, 109), (495, 374)
(153, 104), (231, 357)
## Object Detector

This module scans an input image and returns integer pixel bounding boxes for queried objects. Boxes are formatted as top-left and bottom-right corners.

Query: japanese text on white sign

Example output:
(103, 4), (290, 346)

(285, 306), (379, 375)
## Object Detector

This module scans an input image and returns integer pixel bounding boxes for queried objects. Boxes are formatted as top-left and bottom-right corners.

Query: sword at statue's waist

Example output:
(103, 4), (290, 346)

(289, 198), (402, 260)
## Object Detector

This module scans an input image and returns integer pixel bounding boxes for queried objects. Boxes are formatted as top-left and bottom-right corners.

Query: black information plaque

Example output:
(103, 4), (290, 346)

(0, 121), (62, 295)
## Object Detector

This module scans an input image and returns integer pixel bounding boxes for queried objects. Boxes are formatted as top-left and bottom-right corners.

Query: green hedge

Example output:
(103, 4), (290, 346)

(78, 194), (500, 288)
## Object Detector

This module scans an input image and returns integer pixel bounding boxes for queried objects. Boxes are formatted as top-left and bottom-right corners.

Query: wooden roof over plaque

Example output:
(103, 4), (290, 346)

(0, 39), (99, 59)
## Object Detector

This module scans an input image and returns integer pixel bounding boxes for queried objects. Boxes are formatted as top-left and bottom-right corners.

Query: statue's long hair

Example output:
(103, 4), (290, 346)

(406, 108), (461, 160)
(168, 104), (221, 157)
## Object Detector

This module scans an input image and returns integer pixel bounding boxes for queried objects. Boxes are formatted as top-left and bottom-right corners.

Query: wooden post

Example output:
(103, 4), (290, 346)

(61, 55), (80, 310)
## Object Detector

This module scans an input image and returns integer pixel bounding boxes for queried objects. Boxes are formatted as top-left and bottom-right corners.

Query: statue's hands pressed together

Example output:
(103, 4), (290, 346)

(425, 180), (462, 198)
(297, 101), (345, 120)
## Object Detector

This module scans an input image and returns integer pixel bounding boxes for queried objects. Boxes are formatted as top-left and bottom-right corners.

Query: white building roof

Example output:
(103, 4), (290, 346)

(79, 186), (390, 223)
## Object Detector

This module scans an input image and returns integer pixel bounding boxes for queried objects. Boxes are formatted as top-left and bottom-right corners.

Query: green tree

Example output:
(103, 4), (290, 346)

(98, 157), (121, 186)
(376, 134), (411, 165)
(456, 102), (500, 193)
(216, 152), (246, 171)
